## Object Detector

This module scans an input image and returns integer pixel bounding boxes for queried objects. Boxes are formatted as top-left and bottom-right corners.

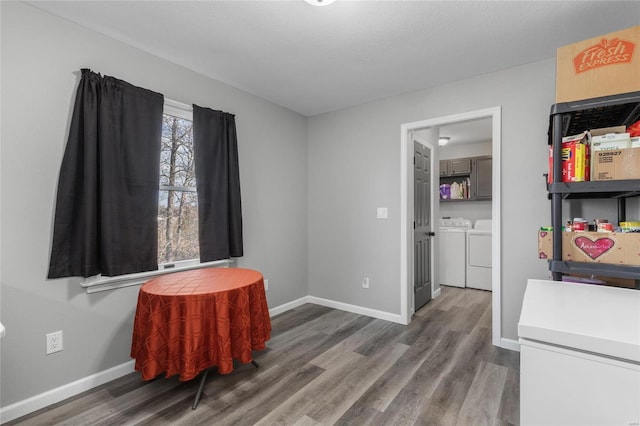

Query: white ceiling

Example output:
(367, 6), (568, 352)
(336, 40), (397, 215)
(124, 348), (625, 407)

(439, 118), (492, 146)
(29, 1), (640, 117)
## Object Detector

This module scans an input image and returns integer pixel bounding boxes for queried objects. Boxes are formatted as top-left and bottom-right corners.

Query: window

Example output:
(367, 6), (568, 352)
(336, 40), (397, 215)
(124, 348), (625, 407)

(158, 102), (199, 266)
(80, 98), (240, 293)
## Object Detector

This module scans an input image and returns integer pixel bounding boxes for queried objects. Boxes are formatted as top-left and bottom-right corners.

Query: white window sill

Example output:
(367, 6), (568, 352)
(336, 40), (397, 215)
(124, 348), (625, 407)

(81, 258), (235, 294)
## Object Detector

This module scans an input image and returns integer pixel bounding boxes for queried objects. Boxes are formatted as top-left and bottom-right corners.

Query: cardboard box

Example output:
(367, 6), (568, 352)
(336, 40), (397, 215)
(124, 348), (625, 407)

(563, 131), (590, 182)
(538, 230), (640, 266)
(602, 276), (639, 289)
(590, 126), (627, 174)
(556, 25), (640, 103)
(548, 135), (588, 183)
(561, 140), (587, 182)
(567, 232), (626, 264)
(592, 132), (631, 150)
(538, 230), (571, 259)
(592, 147), (640, 181)
(538, 230), (549, 259)
(591, 126), (627, 137)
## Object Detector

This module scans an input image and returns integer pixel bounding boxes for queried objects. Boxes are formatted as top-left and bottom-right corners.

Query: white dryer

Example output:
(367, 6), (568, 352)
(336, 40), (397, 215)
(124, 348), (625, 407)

(439, 218), (472, 288)
(466, 219), (492, 291)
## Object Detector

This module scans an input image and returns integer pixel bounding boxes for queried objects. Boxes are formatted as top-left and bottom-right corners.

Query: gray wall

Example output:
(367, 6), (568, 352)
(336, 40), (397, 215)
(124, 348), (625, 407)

(0, 2), (308, 406)
(307, 57), (612, 340)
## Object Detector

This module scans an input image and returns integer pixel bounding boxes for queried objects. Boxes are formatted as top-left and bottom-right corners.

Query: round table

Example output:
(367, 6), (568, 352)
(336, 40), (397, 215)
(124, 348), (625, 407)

(130, 268), (271, 383)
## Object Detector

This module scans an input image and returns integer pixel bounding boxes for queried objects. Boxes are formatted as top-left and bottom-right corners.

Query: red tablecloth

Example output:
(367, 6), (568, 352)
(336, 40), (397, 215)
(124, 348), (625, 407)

(130, 268), (271, 381)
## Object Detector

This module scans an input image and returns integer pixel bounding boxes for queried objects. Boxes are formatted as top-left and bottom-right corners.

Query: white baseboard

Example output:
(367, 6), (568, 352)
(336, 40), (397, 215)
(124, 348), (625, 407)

(500, 337), (521, 352)
(268, 296), (310, 317)
(433, 287), (441, 299)
(307, 296), (403, 324)
(0, 296), (402, 422)
(0, 360), (136, 423)
(269, 295), (402, 324)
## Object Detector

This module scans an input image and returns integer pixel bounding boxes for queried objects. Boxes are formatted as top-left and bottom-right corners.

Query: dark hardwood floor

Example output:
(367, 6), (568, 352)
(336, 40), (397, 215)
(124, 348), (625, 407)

(6, 286), (519, 426)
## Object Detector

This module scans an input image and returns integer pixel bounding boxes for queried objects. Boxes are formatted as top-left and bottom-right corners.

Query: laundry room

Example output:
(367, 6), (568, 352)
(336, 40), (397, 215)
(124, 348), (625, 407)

(438, 117), (493, 291)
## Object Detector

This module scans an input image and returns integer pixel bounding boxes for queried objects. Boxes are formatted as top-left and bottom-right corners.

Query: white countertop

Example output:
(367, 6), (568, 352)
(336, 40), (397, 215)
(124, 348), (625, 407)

(518, 279), (640, 363)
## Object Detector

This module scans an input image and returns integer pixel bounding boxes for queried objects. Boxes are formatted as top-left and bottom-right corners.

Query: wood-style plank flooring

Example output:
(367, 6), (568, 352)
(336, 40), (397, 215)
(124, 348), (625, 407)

(6, 286), (519, 426)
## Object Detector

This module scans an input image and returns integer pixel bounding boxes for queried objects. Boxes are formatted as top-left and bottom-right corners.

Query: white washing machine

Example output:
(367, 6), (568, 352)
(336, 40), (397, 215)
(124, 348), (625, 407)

(466, 219), (492, 291)
(439, 218), (472, 288)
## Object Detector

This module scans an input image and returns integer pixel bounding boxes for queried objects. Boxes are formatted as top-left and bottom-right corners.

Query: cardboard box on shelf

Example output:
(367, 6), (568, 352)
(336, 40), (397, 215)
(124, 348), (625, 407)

(591, 126), (627, 137)
(538, 229), (550, 259)
(592, 147), (640, 181)
(556, 25), (640, 103)
(537, 230), (571, 259)
(591, 132), (631, 150)
(538, 230), (640, 266)
(563, 131), (590, 182)
(562, 140), (587, 182)
(548, 135), (588, 183)
(567, 232), (626, 264)
(590, 126), (627, 174)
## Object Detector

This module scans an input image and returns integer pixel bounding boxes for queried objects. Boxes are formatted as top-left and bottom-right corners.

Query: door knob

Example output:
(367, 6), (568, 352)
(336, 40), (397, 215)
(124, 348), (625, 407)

(427, 232), (436, 236)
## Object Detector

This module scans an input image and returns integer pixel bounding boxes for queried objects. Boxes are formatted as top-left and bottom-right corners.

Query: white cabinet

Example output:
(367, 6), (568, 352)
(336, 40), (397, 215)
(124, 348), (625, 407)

(519, 279), (640, 426)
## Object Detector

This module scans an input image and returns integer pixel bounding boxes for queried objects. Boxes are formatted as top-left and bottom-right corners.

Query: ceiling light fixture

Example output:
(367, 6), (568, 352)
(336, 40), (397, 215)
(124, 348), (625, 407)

(304, 0), (337, 6)
(439, 137), (450, 146)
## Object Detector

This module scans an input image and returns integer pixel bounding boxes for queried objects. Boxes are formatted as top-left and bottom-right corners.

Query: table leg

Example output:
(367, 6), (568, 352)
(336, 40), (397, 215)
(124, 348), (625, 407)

(192, 368), (210, 410)
(192, 361), (259, 410)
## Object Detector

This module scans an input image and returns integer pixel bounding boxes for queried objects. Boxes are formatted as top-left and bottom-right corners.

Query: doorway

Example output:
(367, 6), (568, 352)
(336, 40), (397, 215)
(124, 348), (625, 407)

(400, 107), (503, 347)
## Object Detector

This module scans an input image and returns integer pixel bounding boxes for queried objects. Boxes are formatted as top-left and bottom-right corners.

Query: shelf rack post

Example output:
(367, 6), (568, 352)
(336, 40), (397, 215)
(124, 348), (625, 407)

(618, 198), (626, 225)
(551, 113), (564, 281)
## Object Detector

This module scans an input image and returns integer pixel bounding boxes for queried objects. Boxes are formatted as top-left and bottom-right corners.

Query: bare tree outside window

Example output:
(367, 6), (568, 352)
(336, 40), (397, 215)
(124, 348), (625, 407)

(158, 114), (199, 264)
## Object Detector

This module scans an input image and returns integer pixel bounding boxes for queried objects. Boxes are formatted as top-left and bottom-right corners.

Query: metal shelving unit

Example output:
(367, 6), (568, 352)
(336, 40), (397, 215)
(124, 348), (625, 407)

(549, 261), (640, 280)
(548, 91), (640, 283)
(549, 180), (640, 199)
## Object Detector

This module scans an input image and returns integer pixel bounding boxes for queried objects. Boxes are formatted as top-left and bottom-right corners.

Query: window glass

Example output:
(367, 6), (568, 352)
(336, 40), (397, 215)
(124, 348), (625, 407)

(158, 113), (199, 264)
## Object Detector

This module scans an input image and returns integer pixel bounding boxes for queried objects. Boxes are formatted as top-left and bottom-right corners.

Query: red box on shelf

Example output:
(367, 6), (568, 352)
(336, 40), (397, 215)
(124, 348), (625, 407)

(548, 138), (587, 183)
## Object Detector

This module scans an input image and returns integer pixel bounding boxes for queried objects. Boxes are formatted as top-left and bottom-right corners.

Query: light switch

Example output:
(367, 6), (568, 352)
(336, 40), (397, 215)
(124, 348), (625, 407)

(377, 207), (388, 219)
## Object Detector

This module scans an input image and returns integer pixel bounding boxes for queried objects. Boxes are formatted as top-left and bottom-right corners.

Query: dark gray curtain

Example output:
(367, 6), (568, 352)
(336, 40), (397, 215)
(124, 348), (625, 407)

(48, 69), (164, 278)
(192, 105), (243, 262)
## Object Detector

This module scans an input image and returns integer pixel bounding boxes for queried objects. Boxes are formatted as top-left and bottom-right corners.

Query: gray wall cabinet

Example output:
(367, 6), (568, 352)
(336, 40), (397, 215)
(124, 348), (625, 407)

(440, 155), (492, 201)
(440, 158), (471, 176)
(472, 157), (492, 200)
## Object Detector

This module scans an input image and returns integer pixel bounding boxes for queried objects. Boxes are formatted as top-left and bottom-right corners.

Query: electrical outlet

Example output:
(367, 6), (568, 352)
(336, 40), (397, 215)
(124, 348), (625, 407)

(46, 330), (63, 355)
(362, 276), (370, 289)
(264, 279), (269, 291)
